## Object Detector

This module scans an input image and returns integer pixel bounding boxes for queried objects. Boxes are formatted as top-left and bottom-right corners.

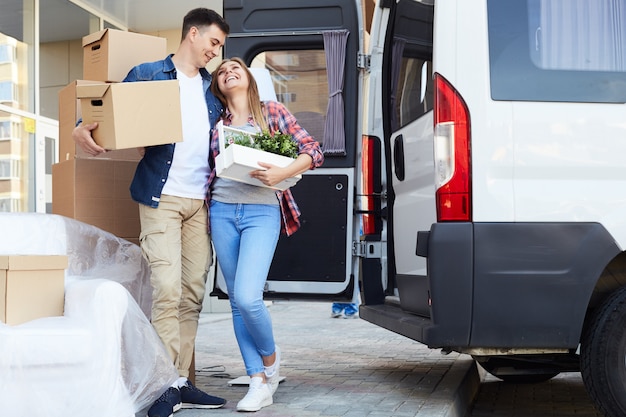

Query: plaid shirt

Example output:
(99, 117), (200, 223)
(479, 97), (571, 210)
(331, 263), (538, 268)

(207, 101), (324, 236)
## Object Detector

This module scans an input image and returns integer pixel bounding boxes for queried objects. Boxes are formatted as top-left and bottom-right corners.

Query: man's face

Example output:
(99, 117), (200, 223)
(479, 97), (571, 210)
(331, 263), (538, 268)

(193, 24), (226, 67)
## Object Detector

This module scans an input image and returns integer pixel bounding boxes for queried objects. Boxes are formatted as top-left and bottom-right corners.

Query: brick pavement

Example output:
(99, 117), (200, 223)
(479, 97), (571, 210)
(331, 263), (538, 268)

(172, 301), (479, 417)
(469, 372), (603, 417)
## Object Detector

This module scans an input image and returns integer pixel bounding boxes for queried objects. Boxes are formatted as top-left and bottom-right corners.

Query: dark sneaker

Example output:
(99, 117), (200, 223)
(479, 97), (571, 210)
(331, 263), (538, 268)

(147, 386), (182, 417)
(331, 309), (343, 318)
(180, 380), (226, 409)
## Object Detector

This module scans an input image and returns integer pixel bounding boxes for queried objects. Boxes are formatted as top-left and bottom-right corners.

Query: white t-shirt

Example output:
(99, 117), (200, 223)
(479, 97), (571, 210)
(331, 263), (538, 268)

(161, 71), (211, 199)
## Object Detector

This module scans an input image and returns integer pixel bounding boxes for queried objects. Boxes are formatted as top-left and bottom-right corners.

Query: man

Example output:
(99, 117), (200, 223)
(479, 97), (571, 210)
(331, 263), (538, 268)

(72, 8), (229, 417)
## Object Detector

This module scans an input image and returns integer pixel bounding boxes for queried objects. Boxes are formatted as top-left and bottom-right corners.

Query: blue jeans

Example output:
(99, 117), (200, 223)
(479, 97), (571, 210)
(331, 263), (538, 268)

(209, 201), (280, 375)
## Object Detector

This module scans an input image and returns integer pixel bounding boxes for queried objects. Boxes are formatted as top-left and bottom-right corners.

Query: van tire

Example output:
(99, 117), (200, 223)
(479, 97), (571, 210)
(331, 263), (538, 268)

(472, 355), (560, 383)
(581, 285), (626, 417)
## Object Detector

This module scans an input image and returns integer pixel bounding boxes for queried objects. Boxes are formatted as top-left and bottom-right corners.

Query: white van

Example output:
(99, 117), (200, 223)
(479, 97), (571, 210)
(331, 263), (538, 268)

(217, 1), (626, 415)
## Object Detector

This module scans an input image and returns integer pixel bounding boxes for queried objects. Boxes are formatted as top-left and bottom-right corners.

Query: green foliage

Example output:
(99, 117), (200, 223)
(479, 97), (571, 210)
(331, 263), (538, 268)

(227, 129), (298, 159)
(229, 133), (255, 147)
(253, 130), (298, 158)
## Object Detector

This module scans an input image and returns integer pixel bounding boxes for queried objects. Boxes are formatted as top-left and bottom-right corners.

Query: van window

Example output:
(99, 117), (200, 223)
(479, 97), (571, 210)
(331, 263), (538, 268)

(488, 0), (626, 103)
(392, 55), (433, 130)
(251, 50), (328, 145)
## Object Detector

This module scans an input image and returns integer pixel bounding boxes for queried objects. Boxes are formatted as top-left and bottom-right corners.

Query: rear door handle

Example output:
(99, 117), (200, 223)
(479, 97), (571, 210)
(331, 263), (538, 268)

(393, 134), (405, 181)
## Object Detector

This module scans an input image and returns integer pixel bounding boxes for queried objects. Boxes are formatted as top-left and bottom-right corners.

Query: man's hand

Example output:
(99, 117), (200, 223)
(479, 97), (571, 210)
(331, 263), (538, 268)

(72, 122), (105, 156)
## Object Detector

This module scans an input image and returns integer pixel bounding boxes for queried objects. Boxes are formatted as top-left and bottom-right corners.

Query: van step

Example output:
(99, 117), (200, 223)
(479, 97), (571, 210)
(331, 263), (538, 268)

(359, 304), (432, 344)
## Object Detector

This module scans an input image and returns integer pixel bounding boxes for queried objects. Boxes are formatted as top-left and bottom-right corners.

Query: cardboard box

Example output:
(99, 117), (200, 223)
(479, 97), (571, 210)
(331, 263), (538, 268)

(76, 80), (183, 150)
(0, 255), (67, 326)
(82, 28), (166, 82)
(215, 122), (301, 191)
(52, 158), (140, 240)
(58, 80), (142, 161)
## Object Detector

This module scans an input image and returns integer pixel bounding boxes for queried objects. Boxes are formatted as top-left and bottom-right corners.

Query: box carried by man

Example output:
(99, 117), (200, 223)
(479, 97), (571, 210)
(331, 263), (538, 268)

(82, 29), (166, 82)
(76, 80), (183, 150)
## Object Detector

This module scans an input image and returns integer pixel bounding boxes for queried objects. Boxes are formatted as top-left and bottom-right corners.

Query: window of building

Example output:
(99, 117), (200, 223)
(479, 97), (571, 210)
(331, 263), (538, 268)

(0, 81), (16, 103)
(0, 43), (15, 64)
(0, 198), (20, 212)
(0, 159), (20, 179)
(0, 121), (11, 138)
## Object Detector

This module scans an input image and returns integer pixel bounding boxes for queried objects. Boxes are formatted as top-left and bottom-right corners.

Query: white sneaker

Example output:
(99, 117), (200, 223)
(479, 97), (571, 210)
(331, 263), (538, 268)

(265, 345), (281, 394)
(236, 376), (273, 412)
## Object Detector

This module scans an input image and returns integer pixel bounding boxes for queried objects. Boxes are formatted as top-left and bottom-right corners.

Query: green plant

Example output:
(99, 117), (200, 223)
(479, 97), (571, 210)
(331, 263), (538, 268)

(254, 130), (298, 158)
(227, 129), (298, 159)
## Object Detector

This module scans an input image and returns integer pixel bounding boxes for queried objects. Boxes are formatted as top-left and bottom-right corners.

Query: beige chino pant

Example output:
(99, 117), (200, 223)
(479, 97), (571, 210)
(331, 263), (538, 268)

(139, 194), (211, 378)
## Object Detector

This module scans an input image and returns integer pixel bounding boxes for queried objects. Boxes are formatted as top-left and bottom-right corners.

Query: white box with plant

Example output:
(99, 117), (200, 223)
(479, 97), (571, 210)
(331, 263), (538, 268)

(214, 120), (301, 191)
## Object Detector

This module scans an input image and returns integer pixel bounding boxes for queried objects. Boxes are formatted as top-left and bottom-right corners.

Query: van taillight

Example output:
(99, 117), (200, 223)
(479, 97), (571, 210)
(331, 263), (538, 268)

(362, 135), (377, 235)
(433, 73), (471, 222)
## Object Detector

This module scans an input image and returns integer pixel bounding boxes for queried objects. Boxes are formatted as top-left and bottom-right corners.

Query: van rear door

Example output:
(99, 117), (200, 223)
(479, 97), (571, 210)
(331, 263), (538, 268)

(384, 0), (435, 317)
(358, 0), (437, 340)
(214, 0), (363, 300)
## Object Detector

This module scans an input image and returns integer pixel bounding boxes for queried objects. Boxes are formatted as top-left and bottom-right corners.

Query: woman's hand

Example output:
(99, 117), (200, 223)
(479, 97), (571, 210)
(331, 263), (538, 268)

(251, 154), (313, 187)
(250, 163), (289, 187)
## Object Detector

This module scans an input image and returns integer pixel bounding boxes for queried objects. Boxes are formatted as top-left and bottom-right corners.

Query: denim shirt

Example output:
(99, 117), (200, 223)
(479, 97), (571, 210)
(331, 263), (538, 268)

(124, 54), (224, 207)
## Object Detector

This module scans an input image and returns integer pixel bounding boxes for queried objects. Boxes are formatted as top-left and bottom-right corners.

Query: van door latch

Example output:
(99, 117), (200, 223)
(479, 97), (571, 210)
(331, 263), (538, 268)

(357, 53), (371, 71)
(353, 241), (382, 258)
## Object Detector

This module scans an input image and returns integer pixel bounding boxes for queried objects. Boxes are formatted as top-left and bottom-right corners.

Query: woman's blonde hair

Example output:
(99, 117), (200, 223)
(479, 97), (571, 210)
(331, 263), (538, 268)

(211, 57), (268, 132)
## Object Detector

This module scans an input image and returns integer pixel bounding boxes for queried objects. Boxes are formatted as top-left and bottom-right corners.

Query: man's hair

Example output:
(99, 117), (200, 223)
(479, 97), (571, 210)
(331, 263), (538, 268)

(181, 8), (230, 41)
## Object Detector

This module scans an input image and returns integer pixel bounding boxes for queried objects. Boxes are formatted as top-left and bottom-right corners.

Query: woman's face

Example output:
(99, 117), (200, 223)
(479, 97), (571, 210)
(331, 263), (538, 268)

(216, 60), (249, 95)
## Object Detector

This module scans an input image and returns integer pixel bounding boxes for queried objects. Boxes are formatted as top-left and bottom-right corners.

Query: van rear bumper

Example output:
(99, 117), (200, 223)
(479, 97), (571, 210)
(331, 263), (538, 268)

(420, 222), (620, 350)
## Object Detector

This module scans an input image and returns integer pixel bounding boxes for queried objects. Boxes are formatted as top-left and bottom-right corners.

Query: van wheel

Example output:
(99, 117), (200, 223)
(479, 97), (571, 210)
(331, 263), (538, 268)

(580, 286), (626, 417)
(473, 355), (560, 383)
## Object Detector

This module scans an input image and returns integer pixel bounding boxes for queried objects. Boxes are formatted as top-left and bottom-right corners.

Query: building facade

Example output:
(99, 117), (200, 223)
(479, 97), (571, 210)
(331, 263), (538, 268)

(0, 0), (210, 213)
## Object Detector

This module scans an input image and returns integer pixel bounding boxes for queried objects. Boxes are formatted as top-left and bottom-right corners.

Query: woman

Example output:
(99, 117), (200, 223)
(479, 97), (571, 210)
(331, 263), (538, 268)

(208, 57), (324, 412)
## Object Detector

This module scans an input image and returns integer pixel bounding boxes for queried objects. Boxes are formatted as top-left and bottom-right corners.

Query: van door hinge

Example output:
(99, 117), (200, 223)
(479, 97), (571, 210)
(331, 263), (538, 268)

(353, 241), (382, 258)
(357, 53), (371, 71)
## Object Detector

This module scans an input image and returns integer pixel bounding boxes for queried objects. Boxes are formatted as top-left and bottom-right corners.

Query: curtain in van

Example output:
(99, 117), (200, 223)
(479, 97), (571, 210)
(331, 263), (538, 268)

(322, 30), (349, 155)
(537, 0), (625, 71)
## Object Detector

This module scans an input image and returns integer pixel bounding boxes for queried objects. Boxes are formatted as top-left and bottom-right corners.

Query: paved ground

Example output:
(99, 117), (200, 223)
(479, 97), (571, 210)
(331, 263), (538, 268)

(158, 300), (603, 417)
(469, 372), (603, 417)
(174, 301), (480, 417)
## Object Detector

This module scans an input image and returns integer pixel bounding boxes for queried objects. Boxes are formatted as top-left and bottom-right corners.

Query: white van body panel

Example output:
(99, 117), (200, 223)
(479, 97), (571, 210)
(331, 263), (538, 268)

(436, 0), (518, 223)
(436, 0), (626, 244)
(512, 102), (626, 248)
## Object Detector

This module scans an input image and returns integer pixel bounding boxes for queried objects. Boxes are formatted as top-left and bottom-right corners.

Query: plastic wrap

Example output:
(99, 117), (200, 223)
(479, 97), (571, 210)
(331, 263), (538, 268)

(0, 213), (179, 417)
(0, 212), (152, 318)
(63, 215), (153, 318)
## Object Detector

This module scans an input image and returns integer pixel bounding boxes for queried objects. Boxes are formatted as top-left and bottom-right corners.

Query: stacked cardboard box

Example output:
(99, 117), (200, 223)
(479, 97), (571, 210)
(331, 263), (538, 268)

(0, 255), (67, 325)
(52, 159), (141, 242)
(82, 28), (167, 83)
(54, 28), (178, 244)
